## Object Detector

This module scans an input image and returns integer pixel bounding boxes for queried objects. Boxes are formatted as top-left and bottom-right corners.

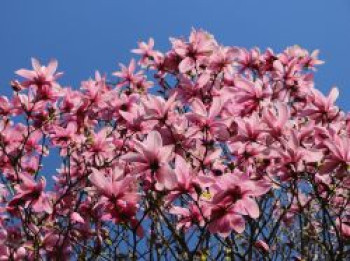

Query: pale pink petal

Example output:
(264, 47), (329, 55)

(234, 78), (255, 90)
(46, 59), (58, 76)
(191, 99), (207, 117)
(121, 152), (146, 163)
(208, 97), (222, 119)
(169, 206), (190, 216)
(243, 197), (260, 219)
(179, 57), (195, 73)
(146, 131), (163, 152)
(159, 145), (173, 163)
(31, 58), (41, 72)
(273, 60), (284, 73)
(89, 169), (112, 196)
(156, 166), (176, 190)
(328, 87), (339, 106)
(15, 69), (36, 79)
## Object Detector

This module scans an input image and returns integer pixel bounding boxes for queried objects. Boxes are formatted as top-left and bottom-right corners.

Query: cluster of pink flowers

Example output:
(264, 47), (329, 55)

(0, 29), (348, 260)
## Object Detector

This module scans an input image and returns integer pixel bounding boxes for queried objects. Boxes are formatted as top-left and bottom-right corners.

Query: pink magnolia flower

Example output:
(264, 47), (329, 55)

(301, 87), (339, 122)
(119, 106), (156, 133)
(8, 173), (52, 214)
(24, 130), (44, 154)
(70, 212), (85, 224)
(50, 122), (78, 147)
(166, 155), (213, 202)
(60, 88), (83, 113)
(232, 112), (265, 143)
(275, 130), (323, 171)
(281, 46), (324, 69)
(231, 77), (272, 115)
(186, 97), (227, 138)
(107, 93), (139, 116)
(206, 173), (270, 236)
(142, 93), (177, 123)
(320, 134), (350, 175)
(113, 59), (144, 88)
(132, 38), (158, 65)
(12, 92), (46, 114)
(122, 131), (176, 190)
(272, 59), (302, 87)
(15, 58), (63, 87)
(89, 168), (141, 234)
(171, 29), (216, 73)
(132, 38), (155, 56)
(263, 103), (290, 138)
(169, 203), (206, 230)
(236, 48), (263, 73)
(208, 46), (240, 74)
(80, 73), (109, 110)
(85, 129), (114, 160)
(212, 173), (270, 218)
(206, 206), (246, 237)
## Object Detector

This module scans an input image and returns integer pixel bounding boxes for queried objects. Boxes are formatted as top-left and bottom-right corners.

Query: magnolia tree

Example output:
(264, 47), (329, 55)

(0, 29), (349, 260)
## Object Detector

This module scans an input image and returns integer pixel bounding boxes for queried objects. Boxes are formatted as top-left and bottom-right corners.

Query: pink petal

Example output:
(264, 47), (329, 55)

(31, 58), (41, 72)
(179, 57), (195, 73)
(208, 97), (222, 119)
(230, 215), (245, 233)
(191, 99), (207, 117)
(15, 69), (36, 80)
(71, 212), (84, 223)
(89, 169), (112, 196)
(146, 131), (163, 152)
(244, 197), (260, 218)
(46, 59), (58, 76)
(156, 166), (176, 190)
(328, 87), (339, 106)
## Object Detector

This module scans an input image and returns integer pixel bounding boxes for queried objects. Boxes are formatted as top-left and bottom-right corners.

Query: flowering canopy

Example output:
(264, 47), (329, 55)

(0, 30), (349, 260)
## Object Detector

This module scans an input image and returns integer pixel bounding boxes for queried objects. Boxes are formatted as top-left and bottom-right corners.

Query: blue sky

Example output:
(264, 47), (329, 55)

(0, 0), (349, 110)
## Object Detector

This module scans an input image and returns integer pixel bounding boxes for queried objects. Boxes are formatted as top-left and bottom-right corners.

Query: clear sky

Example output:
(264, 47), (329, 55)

(1, 0), (350, 110)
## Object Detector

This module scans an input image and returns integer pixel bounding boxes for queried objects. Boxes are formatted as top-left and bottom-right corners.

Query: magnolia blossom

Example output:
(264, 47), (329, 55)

(0, 30), (348, 260)
(122, 131), (176, 190)
(8, 173), (52, 214)
(206, 173), (270, 236)
(15, 58), (63, 88)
